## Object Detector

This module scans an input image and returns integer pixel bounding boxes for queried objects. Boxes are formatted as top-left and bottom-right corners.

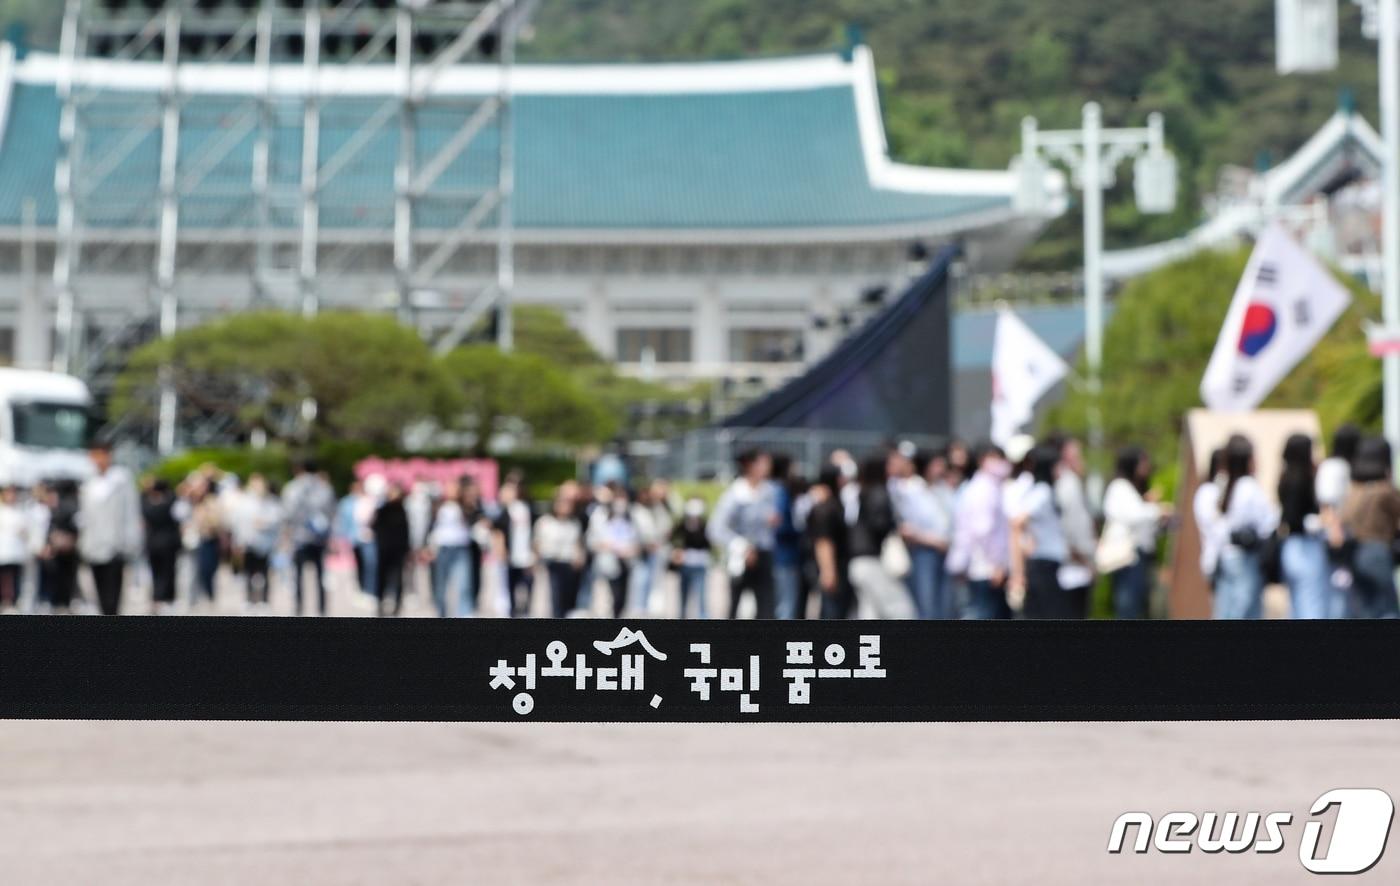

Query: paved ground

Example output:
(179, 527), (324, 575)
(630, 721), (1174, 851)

(0, 719), (1397, 884)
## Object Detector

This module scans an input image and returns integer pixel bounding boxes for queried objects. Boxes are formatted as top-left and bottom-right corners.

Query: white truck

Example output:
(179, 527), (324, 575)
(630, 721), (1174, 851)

(0, 369), (95, 487)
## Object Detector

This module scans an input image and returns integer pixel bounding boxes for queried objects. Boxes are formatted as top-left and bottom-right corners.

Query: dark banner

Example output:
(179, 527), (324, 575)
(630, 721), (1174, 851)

(3, 618), (1399, 722)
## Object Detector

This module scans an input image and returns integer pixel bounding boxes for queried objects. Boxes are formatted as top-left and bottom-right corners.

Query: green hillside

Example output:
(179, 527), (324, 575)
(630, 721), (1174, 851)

(524, 0), (1383, 268)
(1, 0), (1383, 268)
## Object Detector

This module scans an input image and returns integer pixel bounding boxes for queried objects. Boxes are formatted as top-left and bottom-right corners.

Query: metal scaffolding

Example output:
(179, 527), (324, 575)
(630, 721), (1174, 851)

(51, 0), (523, 452)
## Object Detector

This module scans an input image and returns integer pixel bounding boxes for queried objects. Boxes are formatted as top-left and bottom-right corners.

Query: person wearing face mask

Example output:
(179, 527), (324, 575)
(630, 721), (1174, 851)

(671, 497), (712, 618)
(588, 485), (641, 617)
(946, 443), (1012, 620)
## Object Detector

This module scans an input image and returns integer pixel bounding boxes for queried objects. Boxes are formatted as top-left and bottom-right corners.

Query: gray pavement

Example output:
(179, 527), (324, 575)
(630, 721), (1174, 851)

(1, 720), (1398, 884)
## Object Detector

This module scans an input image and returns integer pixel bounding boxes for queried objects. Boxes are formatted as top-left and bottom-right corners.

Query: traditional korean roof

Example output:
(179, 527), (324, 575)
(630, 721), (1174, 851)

(0, 42), (1039, 241)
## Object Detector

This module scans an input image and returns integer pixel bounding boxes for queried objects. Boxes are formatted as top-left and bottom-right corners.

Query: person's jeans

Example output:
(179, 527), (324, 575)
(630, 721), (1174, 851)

(1021, 558), (1064, 620)
(773, 562), (801, 619)
(293, 543), (327, 615)
(627, 551), (667, 615)
(963, 577), (1010, 620)
(432, 545), (473, 617)
(1349, 541), (1400, 619)
(355, 542), (378, 598)
(545, 560), (581, 618)
(195, 537), (220, 603)
(1110, 557), (1151, 620)
(907, 545), (949, 619)
(1214, 547), (1263, 620)
(679, 563), (709, 619)
(1282, 534), (1332, 619)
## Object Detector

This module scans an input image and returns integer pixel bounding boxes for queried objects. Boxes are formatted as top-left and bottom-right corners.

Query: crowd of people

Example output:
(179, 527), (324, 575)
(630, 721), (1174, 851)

(2, 426), (1398, 620)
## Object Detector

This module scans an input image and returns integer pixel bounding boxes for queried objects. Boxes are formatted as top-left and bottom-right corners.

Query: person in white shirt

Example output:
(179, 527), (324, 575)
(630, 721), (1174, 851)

(1051, 435), (1095, 619)
(1101, 446), (1168, 619)
(1192, 448), (1227, 588)
(1315, 423), (1359, 515)
(0, 485), (31, 611)
(1214, 435), (1279, 620)
(427, 480), (475, 618)
(535, 492), (585, 618)
(588, 486), (642, 617)
(888, 443), (951, 620)
(78, 441), (143, 615)
(492, 480), (536, 617)
(1009, 446), (1070, 619)
(233, 474), (282, 611)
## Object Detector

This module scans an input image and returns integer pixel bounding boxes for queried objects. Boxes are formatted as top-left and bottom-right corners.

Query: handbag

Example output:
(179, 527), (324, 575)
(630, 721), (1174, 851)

(1094, 522), (1137, 574)
(881, 533), (911, 579)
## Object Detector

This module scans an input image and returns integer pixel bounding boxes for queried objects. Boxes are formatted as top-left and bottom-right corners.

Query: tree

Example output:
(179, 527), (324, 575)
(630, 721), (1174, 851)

(1044, 247), (1379, 472)
(438, 345), (616, 455)
(113, 312), (453, 448)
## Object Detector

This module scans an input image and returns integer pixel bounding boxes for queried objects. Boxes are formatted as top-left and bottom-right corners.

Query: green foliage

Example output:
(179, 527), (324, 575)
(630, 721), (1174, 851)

(488, 305), (712, 441)
(149, 443), (577, 496)
(1044, 248), (1380, 472)
(439, 345), (616, 454)
(521, 0), (1382, 268)
(113, 311), (454, 449)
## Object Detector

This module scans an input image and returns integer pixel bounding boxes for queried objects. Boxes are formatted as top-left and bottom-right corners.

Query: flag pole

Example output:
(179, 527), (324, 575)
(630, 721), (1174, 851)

(1380, 0), (1400, 474)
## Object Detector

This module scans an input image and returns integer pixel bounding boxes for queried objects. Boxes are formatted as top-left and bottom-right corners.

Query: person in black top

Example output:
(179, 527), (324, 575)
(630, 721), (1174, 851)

(372, 484), (412, 617)
(671, 498), (712, 618)
(1277, 433), (1331, 619)
(141, 478), (183, 613)
(806, 465), (853, 619)
(39, 480), (80, 612)
(846, 455), (916, 619)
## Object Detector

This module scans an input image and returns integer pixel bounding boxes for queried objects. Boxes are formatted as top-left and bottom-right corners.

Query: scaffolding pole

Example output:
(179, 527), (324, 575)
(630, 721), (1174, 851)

(154, 4), (183, 456)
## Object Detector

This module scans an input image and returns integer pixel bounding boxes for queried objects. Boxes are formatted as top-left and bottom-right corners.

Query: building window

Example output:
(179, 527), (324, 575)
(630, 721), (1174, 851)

(729, 328), (804, 363)
(616, 328), (693, 363)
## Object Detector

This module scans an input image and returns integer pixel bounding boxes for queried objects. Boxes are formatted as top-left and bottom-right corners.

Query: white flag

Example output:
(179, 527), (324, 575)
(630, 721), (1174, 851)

(991, 306), (1069, 446)
(1200, 224), (1351, 412)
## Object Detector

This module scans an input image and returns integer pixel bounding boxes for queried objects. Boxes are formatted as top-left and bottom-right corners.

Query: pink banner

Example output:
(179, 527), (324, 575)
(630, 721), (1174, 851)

(354, 457), (499, 500)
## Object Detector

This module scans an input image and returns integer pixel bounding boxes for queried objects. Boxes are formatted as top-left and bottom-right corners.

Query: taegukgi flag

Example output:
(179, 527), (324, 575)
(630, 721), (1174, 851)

(990, 305), (1069, 446)
(1200, 224), (1351, 412)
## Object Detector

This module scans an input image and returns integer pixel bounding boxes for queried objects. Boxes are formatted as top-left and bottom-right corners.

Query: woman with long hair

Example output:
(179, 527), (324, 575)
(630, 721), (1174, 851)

(588, 485), (640, 618)
(1340, 437), (1400, 619)
(1009, 445), (1068, 619)
(535, 491), (585, 618)
(1101, 446), (1166, 619)
(427, 479), (474, 617)
(846, 455), (916, 619)
(1277, 434), (1331, 619)
(1214, 435), (1278, 620)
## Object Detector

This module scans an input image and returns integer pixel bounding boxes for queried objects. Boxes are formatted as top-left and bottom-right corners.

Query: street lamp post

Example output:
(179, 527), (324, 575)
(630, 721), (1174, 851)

(1378, 0), (1400, 467)
(1014, 103), (1177, 486)
(1278, 0), (1400, 466)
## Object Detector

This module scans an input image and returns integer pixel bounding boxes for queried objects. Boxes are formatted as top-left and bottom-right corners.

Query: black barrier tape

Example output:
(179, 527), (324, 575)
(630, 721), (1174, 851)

(2, 618), (1399, 722)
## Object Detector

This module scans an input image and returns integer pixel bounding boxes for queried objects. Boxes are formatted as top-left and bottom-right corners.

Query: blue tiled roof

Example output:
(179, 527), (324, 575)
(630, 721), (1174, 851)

(0, 66), (1010, 232)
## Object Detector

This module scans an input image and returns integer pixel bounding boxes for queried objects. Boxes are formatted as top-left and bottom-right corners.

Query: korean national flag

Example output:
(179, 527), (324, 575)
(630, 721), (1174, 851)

(990, 306), (1069, 446)
(1200, 224), (1351, 413)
